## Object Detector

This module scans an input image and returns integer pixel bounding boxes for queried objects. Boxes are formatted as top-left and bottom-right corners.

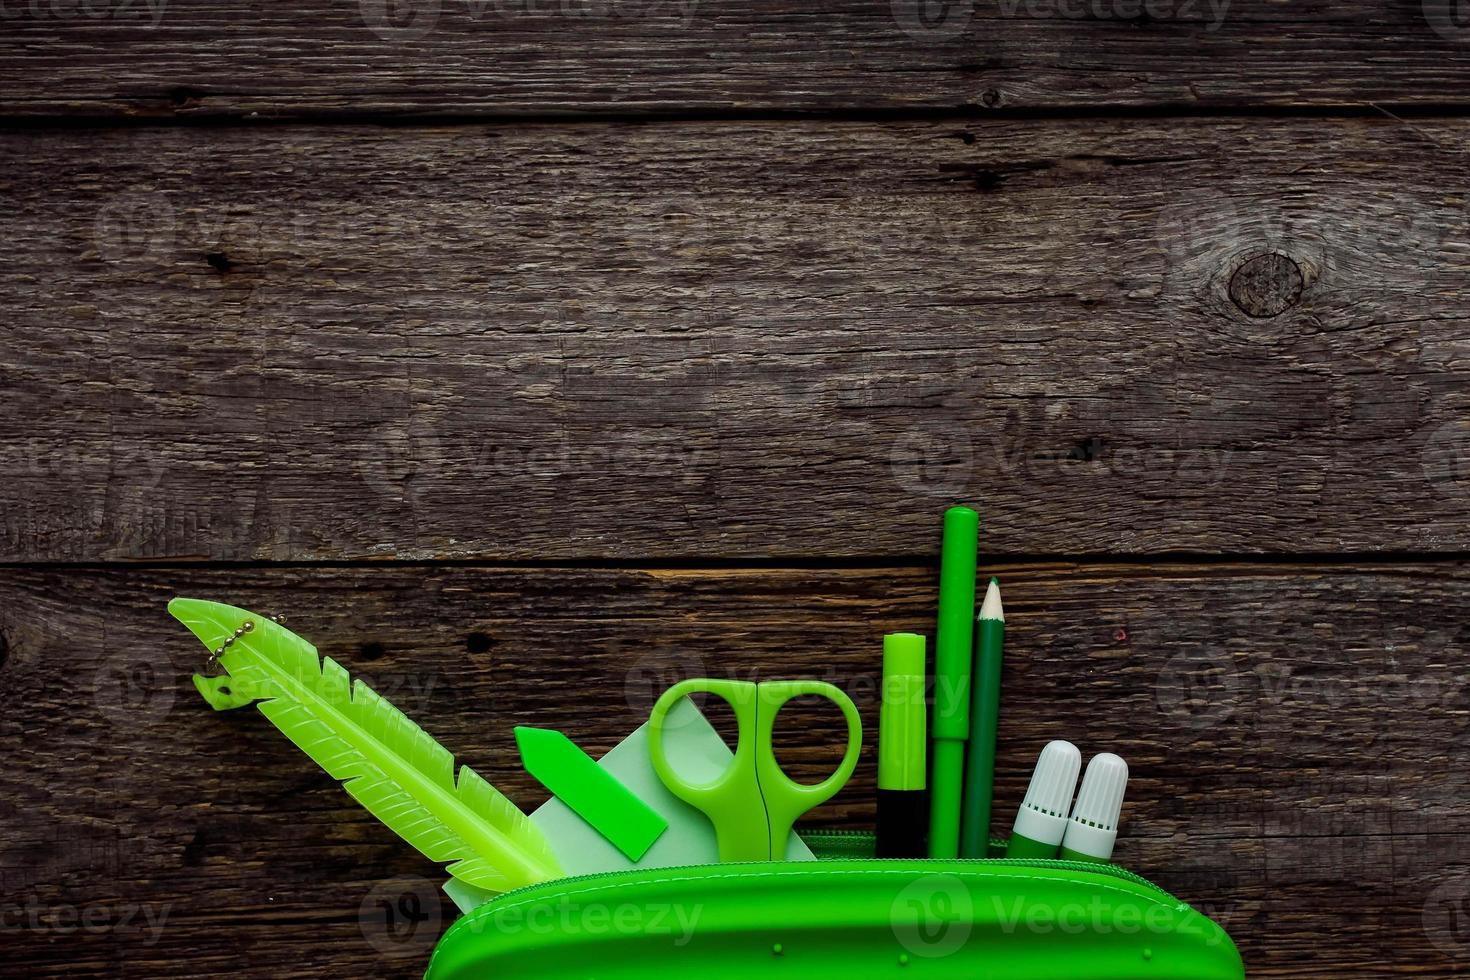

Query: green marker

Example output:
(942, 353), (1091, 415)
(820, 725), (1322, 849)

(876, 633), (927, 858)
(928, 505), (979, 859)
(1006, 739), (1081, 859)
(1060, 752), (1129, 863)
(959, 577), (1004, 858)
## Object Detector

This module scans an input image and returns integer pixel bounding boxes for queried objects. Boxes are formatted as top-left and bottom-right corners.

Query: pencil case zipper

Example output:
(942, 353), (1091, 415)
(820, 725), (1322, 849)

(461, 829), (1180, 919)
(799, 827), (1177, 900)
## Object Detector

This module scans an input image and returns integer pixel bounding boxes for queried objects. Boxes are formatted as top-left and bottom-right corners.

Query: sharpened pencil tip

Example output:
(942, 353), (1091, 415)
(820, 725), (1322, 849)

(979, 578), (1004, 622)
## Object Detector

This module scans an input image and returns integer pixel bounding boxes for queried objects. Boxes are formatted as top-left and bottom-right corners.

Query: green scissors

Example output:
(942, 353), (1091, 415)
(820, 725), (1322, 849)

(648, 678), (863, 862)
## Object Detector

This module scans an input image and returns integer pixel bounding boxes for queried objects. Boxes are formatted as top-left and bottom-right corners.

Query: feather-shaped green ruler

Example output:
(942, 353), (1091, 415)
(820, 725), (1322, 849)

(169, 597), (563, 895)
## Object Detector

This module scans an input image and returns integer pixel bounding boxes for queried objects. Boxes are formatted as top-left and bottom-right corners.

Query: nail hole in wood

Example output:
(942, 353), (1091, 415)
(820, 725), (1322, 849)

(973, 169), (1004, 192)
(359, 641), (386, 661)
(205, 251), (234, 272)
(1228, 252), (1303, 318)
(465, 632), (493, 655)
(182, 827), (209, 867)
(981, 89), (1002, 108)
(1072, 437), (1105, 462)
(168, 85), (205, 108)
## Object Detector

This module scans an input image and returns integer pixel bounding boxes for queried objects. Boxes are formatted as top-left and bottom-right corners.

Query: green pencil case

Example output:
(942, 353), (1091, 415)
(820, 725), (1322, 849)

(425, 831), (1244, 980)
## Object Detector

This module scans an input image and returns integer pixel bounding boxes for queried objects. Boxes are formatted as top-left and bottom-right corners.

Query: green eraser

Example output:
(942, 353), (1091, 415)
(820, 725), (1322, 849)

(515, 726), (668, 862)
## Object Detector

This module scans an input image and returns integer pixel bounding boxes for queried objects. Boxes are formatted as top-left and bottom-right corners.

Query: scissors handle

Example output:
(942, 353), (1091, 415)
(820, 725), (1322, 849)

(755, 680), (863, 856)
(648, 679), (769, 862)
(648, 678), (863, 862)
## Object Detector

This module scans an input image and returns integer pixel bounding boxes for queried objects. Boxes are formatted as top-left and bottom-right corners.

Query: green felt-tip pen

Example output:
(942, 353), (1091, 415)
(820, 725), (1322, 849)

(928, 505), (979, 859)
(1006, 739), (1081, 860)
(877, 632), (928, 858)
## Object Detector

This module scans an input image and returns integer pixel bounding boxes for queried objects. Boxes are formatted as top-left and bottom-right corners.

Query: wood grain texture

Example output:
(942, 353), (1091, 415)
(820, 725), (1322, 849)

(3, 117), (1469, 561)
(4, 1), (1470, 116)
(0, 562), (1466, 977)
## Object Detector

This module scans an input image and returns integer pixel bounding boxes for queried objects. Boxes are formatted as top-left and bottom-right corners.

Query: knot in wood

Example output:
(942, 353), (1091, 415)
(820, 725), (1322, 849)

(1227, 252), (1303, 318)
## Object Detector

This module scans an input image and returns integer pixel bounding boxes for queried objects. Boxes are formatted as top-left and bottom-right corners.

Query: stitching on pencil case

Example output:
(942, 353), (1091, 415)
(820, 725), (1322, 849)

(464, 866), (1181, 926)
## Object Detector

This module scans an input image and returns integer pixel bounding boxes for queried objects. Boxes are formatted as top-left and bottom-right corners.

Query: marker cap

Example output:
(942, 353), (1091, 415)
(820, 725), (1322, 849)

(1011, 740), (1081, 849)
(1060, 753), (1128, 862)
(932, 506), (979, 741)
(878, 633), (927, 791)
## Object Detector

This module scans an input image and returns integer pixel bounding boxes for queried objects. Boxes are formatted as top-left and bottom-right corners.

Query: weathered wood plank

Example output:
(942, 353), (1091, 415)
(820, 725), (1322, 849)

(3, 118), (1468, 560)
(4, 1), (1470, 116)
(0, 562), (1467, 976)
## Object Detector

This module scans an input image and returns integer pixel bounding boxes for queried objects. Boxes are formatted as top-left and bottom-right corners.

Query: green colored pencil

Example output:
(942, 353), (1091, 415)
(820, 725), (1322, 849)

(959, 577), (1004, 858)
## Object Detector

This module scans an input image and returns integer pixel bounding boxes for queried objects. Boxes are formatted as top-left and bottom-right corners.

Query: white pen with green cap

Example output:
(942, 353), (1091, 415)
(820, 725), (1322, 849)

(1005, 739), (1081, 859)
(1060, 753), (1129, 863)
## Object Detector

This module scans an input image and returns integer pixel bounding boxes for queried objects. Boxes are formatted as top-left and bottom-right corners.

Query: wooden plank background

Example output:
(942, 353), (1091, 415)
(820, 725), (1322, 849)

(6, 120), (1470, 561)
(6, 1), (1470, 115)
(2, 2), (1469, 977)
